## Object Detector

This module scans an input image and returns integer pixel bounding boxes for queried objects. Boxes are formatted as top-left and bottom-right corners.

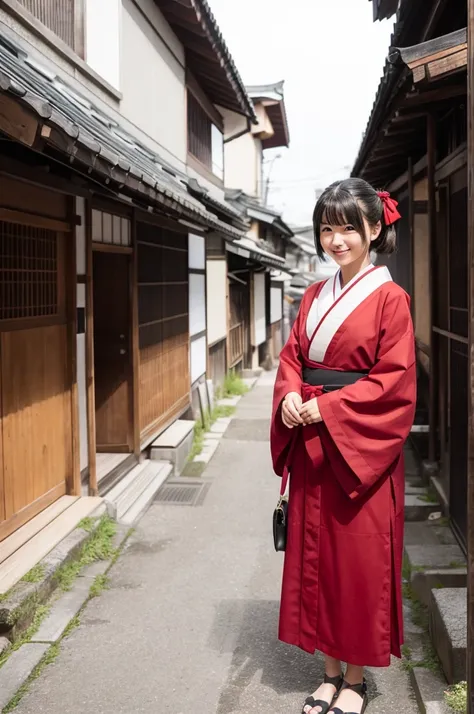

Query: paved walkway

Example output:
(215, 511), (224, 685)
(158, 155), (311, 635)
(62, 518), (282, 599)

(15, 372), (418, 713)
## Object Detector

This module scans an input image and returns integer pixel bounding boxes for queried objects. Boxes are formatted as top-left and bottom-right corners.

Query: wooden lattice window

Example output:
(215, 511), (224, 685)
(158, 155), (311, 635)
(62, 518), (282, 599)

(187, 91), (212, 170)
(17, 0), (85, 56)
(0, 220), (65, 322)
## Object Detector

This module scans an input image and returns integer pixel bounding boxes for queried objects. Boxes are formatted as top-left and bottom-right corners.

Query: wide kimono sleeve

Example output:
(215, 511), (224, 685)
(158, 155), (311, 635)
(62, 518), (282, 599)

(270, 285), (317, 477)
(317, 288), (416, 500)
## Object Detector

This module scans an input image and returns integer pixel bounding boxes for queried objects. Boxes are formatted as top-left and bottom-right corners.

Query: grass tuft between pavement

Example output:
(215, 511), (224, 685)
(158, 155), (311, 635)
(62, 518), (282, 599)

(445, 682), (467, 713)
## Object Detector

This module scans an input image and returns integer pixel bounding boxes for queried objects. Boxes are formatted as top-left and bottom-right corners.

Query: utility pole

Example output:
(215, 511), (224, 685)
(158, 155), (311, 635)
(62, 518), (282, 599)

(263, 153), (281, 205)
(467, 1), (474, 711)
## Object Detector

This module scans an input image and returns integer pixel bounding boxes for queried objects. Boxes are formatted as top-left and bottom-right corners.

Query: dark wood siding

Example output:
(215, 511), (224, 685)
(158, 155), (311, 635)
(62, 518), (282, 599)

(137, 222), (190, 441)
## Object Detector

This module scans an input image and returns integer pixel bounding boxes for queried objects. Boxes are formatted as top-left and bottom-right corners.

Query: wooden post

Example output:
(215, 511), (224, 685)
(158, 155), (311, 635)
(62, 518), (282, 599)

(131, 213), (141, 457)
(427, 113), (438, 463)
(68, 198), (81, 496)
(408, 157), (416, 324)
(85, 202), (98, 496)
(466, 2), (474, 709)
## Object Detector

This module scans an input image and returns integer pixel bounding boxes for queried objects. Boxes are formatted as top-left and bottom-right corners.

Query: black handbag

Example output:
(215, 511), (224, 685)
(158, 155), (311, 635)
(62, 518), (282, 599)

(273, 467), (290, 552)
(273, 495), (288, 551)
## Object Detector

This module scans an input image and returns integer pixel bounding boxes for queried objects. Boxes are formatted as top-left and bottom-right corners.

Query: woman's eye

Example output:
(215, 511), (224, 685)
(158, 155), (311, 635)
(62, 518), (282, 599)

(345, 225), (355, 232)
(321, 226), (331, 233)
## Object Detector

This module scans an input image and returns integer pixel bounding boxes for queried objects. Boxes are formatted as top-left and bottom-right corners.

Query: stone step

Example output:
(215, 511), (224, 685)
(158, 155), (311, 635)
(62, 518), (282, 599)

(150, 419), (195, 476)
(104, 462), (149, 518)
(430, 587), (467, 684)
(119, 463), (173, 526)
(405, 494), (440, 521)
(105, 461), (173, 522)
(406, 544), (466, 606)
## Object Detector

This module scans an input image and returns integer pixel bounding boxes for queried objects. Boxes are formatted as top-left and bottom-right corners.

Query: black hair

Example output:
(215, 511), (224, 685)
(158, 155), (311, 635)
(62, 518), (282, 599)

(312, 178), (397, 260)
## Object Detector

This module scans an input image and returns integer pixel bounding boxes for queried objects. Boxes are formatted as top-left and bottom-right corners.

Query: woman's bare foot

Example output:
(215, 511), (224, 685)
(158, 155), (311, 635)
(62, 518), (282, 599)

(329, 686), (365, 713)
(303, 681), (340, 713)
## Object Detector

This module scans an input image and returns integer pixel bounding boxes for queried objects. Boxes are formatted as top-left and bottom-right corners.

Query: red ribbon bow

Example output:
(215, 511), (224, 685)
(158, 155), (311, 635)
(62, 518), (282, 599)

(377, 191), (401, 226)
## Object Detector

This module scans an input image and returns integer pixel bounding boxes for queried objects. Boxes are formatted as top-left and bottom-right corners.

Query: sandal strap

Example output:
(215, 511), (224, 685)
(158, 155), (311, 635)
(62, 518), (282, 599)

(324, 673), (344, 687)
(341, 679), (367, 697)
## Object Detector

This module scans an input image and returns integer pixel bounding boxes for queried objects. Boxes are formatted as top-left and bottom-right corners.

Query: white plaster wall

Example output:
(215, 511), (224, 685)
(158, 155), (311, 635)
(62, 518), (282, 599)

(120, 0), (186, 164)
(190, 336), (207, 384)
(86, 0), (121, 90)
(189, 274), (206, 336)
(271, 286), (283, 324)
(224, 132), (260, 197)
(188, 234), (205, 270)
(220, 106), (248, 141)
(253, 273), (266, 346)
(206, 260), (227, 345)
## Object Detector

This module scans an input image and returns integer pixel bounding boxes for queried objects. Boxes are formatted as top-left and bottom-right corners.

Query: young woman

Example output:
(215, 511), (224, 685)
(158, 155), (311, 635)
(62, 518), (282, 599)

(271, 178), (416, 714)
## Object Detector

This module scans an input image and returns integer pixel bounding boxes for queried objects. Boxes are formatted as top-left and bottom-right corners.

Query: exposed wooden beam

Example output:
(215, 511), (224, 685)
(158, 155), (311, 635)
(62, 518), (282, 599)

(391, 111), (428, 124)
(372, 140), (410, 155)
(405, 84), (466, 106)
(384, 125), (419, 137)
(428, 48), (467, 81)
(0, 93), (39, 147)
(160, 4), (205, 35)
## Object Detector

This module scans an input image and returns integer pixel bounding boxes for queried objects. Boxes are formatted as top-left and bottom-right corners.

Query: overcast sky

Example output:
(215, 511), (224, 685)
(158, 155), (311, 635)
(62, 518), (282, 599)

(208, 0), (395, 226)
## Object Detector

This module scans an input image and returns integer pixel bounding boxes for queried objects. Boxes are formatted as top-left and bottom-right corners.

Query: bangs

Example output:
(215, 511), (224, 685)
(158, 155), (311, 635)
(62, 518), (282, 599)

(316, 190), (365, 235)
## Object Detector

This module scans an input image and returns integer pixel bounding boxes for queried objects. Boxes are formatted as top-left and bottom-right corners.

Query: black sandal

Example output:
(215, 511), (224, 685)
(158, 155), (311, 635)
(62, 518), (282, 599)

(302, 673), (344, 714)
(329, 679), (368, 714)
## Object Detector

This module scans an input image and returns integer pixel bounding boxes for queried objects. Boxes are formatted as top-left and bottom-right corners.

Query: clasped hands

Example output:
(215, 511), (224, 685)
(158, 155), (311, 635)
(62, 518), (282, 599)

(281, 392), (322, 429)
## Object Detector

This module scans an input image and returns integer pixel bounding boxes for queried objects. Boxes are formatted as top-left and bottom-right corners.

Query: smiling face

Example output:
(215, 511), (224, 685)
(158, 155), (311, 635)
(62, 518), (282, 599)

(319, 212), (381, 268)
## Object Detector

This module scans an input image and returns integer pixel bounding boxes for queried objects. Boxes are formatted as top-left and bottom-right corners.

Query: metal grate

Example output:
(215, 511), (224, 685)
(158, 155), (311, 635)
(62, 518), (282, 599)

(154, 482), (210, 506)
(0, 221), (60, 321)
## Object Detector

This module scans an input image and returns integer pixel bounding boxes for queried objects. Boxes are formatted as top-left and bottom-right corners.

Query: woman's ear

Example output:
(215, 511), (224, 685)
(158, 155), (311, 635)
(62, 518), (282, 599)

(370, 221), (382, 243)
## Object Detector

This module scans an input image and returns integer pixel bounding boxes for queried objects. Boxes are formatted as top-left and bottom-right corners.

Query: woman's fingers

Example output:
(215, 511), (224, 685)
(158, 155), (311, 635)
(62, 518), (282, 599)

(282, 407), (299, 426)
(285, 397), (303, 423)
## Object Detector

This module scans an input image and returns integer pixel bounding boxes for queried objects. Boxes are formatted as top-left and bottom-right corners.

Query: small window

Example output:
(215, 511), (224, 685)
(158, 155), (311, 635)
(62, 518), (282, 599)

(187, 92), (224, 179)
(92, 210), (131, 247)
(0, 221), (64, 322)
(17, 0), (85, 55)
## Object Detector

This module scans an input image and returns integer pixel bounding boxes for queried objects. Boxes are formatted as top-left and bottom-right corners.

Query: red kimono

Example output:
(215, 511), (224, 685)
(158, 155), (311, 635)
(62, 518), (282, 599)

(271, 265), (416, 667)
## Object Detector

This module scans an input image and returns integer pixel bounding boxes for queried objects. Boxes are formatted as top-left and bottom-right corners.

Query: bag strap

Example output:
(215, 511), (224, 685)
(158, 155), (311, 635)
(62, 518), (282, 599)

(280, 431), (297, 497)
(280, 466), (289, 497)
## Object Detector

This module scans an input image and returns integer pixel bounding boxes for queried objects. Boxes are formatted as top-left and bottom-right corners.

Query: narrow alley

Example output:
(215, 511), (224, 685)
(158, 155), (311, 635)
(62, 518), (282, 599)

(11, 374), (418, 714)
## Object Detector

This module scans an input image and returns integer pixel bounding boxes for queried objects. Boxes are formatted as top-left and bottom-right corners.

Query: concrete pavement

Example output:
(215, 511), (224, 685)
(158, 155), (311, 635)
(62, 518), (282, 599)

(13, 371), (418, 713)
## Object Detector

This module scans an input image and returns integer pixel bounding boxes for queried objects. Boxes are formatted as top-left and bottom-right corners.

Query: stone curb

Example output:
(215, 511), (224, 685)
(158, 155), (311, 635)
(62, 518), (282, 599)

(0, 502), (106, 635)
(0, 524), (131, 712)
(191, 379), (259, 467)
(410, 667), (451, 714)
(0, 643), (49, 711)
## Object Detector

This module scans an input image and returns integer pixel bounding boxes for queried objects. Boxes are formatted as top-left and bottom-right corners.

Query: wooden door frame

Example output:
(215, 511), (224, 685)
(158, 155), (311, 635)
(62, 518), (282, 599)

(92, 245), (134, 453)
(85, 201), (138, 495)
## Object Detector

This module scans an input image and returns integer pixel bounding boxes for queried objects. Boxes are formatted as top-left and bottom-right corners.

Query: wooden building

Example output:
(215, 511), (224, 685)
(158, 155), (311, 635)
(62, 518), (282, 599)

(353, 0), (468, 546)
(224, 191), (291, 370)
(0, 4), (255, 543)
(356, 0), (474, 697)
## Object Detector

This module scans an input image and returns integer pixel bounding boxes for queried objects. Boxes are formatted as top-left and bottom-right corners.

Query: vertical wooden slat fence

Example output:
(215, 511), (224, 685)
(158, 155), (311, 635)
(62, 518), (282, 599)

(17, 0), (84, 55)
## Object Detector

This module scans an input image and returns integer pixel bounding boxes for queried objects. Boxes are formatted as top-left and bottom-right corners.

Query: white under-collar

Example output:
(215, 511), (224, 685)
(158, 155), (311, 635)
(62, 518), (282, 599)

(333, 263), (375, 300)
